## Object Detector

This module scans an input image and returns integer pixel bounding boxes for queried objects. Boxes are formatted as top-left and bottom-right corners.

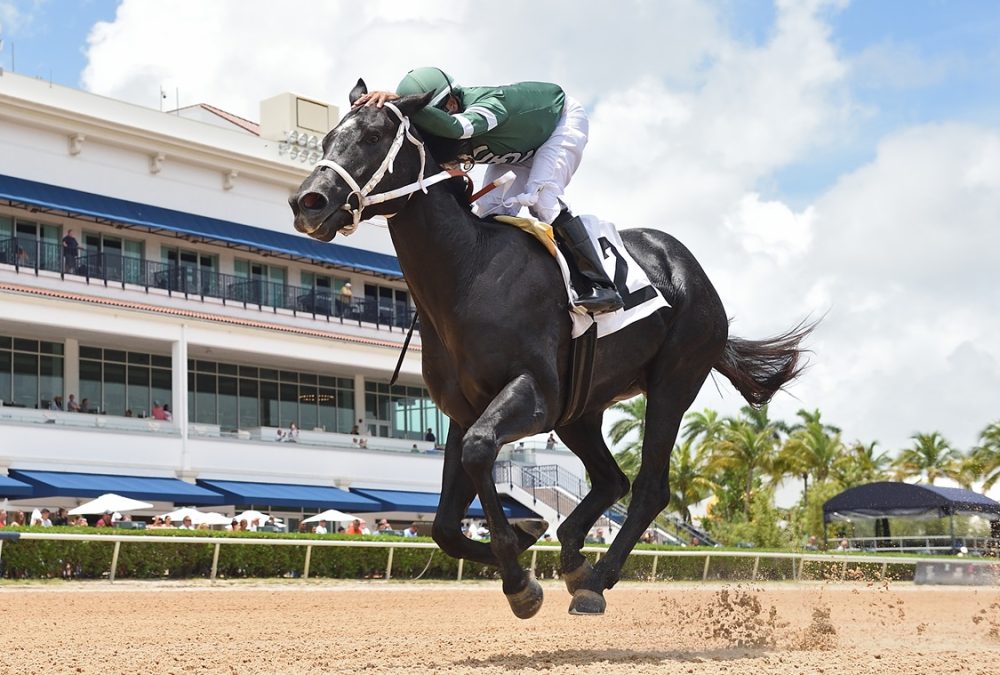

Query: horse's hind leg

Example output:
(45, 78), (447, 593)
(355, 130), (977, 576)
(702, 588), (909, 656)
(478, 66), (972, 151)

(432, 422), (544, 565)
(568, 366), (712, 615)
(553, 413), (630, 591)
(462, 373), (553, 619)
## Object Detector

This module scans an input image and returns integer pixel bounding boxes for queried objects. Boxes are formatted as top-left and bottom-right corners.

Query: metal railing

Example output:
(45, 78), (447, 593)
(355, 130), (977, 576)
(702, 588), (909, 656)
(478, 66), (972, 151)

(3, 531), (997, 584)
(843, 534), (994, 554)
(0, 238), (415, 332)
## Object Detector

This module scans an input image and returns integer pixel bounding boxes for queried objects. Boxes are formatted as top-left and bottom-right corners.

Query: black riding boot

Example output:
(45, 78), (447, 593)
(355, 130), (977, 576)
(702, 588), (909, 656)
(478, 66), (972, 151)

(552, 212), (624, 315)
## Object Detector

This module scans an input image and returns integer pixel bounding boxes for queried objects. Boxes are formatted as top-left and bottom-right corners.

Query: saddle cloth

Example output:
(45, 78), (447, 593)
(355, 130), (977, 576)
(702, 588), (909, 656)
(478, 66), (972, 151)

(494, 214), (669, 339)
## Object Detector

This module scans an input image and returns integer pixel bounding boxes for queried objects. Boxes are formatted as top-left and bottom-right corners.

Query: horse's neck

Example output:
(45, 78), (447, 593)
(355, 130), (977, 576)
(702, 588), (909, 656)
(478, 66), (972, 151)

(387, 187), (485, 313)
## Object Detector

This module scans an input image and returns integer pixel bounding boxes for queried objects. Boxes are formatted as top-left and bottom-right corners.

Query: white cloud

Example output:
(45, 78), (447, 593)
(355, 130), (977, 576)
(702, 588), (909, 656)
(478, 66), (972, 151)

(79, 0), (1000, 454)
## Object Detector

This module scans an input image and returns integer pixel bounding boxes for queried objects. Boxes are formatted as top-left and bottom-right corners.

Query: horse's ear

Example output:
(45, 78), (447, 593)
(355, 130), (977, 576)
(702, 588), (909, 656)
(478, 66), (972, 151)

(395, 91), (434, 117)
(349, 78), (368, 105)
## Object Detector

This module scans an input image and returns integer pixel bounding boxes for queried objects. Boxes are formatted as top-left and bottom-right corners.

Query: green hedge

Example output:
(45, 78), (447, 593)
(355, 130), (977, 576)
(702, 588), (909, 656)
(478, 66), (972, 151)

(0, 528), (914, 582)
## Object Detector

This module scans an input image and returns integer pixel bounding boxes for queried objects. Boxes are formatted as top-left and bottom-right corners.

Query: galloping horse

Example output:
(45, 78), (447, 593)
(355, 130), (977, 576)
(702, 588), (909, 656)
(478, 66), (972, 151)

(290, 81), (812, 618)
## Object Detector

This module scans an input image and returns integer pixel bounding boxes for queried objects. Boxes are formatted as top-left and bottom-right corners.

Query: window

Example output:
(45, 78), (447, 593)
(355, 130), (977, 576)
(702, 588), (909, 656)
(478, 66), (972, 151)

(0, 335), (64, 408)
(364, 381), (448, 441)
(83, 231), (144, 283)
(364, 283), (412, 328)
(233, 259), (289, 308)
(187, 359), (355, 432)
(79, 346), (172, 416)
(162, 246), (218, 296)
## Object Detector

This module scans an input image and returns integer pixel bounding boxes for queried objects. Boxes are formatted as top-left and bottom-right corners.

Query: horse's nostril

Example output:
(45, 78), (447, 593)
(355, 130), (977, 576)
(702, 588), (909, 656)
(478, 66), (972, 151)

(300, 192), (327, 211)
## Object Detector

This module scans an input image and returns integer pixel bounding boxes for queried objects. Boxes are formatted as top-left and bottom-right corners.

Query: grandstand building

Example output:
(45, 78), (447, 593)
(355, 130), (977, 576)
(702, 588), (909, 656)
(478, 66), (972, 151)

(0, 70), (582, 528)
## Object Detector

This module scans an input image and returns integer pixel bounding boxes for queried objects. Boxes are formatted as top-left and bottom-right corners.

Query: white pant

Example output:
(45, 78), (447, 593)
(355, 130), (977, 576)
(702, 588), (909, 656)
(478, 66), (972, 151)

(476, 96), (588, 225)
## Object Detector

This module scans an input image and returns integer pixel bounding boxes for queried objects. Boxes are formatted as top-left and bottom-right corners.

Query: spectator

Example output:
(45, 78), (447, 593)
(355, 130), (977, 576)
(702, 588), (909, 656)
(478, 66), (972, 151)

(163, 404), (173, 421)
(404, 523), (419, 537)
(346, 519), (363, 535)
(72, 515), (88, 527)
(49, 396), (64, 411)
(10, 511), (25, 527)
(80, 398), (91, 413)
(424, 428), (436, 443)
(640, 530), (654, 544)
(542, 533), (552, 542)
(238, 519), (248, 532)
(376, 519), (391, 534)
(466, 520), (481, 540)
(411, 443), (419, 452)
(150, 516), (165, 529)
(62, 228), (80, 273)
(296, 521), (308, 533)
(587, 528), (606, 545)
(38, 508), (53, 527)
(151, 401), (167, 420)
(837, 538), (850, 551)
(124, 409), (134, 417)
(95, 512), (113, 527)
(178, 516), (195, 530)
(313, 520), (328, 535)
(52, 507), (69, 526)
(338, 282), (353, 316)
(804, 535), (819, 551)
(690, 536), (701, 547)
(546, 433), (556, 450)
(66, 394), (80, 412)
(286, 422), (299, 442)
(163, 516), (173, 528)
(0, 509), (6, 527)
(350, 422), (360, 435)
(248, 518), (260, 532)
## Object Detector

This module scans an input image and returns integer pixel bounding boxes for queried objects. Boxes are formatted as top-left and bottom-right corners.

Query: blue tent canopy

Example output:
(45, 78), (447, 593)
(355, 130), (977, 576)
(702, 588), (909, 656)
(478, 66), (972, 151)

(823, 482), (1000, 522)
(349, 487), (539, 519)
(0, 474), (33, 498)
(9, 470), (224, 505)
(0, 173), (402, 278)
(196, 479), (381, 511)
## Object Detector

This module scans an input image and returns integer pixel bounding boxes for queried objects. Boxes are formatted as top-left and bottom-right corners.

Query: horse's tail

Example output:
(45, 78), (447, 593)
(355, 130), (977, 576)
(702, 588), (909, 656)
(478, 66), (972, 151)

(713, 320), (815, 407)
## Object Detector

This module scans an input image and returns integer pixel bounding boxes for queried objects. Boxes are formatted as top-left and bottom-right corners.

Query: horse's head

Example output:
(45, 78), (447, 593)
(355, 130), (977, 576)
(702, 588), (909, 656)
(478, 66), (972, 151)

(289, 79), (434, 241)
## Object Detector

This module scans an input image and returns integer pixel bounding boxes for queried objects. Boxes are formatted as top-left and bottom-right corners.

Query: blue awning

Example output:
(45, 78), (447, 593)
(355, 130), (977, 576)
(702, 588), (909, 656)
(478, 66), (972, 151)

(197, 479), (381, 510)
(9, 470), (224, 505)
(0, 173), (402, 279)
(349, 488), (539, 519)
(0, 474), (33, 498)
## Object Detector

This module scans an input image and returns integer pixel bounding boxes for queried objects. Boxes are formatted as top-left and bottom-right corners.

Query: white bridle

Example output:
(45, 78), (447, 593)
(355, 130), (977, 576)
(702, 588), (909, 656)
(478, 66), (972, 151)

(311, 101), (462, 235)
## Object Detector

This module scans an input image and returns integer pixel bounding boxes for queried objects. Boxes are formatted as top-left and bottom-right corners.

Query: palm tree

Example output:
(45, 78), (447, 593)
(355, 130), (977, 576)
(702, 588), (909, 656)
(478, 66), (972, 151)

(682, 408), (726, 447)
(712, 418), (779, 517)
(969, 421), (1000, 489)
(832, 440), (891, 488)
(893, 432), (960, 484)
(667, 437), (716, 523)
(777, 410), (846, 503)
(608, 395), (646, 485)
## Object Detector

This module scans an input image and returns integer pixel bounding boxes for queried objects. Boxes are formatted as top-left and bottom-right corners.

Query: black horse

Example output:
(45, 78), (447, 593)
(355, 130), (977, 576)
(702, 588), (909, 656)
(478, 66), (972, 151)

(290, 80), (811, 618)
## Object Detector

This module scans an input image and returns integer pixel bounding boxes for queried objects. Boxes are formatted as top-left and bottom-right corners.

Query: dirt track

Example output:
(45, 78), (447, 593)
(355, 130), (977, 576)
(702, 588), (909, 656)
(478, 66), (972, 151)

(1, 580), (998, 674)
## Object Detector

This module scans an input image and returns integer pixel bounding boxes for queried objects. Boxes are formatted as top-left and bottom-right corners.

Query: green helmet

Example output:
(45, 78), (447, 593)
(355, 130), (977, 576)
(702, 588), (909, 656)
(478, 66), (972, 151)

(396, 67), (461, 110)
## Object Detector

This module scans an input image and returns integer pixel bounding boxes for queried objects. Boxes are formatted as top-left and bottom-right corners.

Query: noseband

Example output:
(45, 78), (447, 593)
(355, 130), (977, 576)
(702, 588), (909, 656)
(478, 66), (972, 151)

(312, 102), (463, 235)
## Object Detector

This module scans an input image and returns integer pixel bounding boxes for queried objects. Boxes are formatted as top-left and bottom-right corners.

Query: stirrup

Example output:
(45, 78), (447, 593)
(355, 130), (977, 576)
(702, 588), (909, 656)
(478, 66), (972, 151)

(574, 287), (624, 315)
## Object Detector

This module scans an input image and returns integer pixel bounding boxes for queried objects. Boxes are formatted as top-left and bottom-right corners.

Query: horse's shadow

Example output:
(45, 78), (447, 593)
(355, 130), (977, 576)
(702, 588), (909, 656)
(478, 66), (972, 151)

(457, 646), (768, 670)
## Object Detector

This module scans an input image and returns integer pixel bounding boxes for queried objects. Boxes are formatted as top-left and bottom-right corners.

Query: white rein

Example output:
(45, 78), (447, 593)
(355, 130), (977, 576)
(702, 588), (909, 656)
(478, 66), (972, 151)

(312, 102), (460, 235)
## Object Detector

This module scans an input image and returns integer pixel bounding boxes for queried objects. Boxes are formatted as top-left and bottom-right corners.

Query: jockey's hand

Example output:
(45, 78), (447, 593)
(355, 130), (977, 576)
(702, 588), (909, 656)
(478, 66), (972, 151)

(353, 91), (399, 108)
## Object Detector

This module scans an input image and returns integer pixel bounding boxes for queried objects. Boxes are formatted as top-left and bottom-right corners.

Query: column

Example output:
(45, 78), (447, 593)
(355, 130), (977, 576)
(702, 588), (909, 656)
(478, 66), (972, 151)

(63, 338), (80, 401)
(172, 327), (190, 473)
(353, 373), (366, 433)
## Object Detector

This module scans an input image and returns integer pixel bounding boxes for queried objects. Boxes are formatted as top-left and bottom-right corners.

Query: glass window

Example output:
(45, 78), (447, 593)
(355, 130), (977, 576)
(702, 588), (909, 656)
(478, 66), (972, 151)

(0, 350), (11, 403)
(218, 376), (238, 429)
(259, 380), (279, 427)
(299, 385), (318, 430)
(103, 362), (126, 416)
(79, 359), (102, 411)
(195, 372), (217, 424)
(151, 368), (172, 412)
(239, 378), (259, 429)
(127, 365), (150, 416)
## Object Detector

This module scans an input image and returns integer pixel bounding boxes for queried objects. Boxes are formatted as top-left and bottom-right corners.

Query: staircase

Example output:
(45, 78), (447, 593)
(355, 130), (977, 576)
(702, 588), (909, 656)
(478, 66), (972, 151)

(493, 461), (691, 545)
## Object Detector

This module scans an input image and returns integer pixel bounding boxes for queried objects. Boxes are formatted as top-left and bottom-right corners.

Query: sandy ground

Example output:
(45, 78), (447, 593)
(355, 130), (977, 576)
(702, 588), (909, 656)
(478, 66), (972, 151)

(1, 579), (999, 674)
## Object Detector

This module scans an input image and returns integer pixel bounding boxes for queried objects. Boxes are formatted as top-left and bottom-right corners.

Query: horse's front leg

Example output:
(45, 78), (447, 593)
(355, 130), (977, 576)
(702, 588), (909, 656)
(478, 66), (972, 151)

(433, 421), (553, 565)
(462, 373), (552, 619)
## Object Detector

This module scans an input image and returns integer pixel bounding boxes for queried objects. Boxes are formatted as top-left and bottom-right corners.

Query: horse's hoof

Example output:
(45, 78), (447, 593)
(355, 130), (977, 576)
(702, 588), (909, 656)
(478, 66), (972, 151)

(568, 589), (606, 615)
(514, 519), (549, 540)
(505, 573), (544, 619)
(562, 561), (595, 595)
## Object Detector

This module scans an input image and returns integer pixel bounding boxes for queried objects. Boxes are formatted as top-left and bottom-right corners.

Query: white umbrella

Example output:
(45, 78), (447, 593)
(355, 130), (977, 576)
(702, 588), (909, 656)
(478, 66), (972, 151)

(69, 493), (153, 515)
(196, 511), (235, 526)
(303, 509), (361, 524)
(159, 507), (231, 526)
(234, 509), (282, 525)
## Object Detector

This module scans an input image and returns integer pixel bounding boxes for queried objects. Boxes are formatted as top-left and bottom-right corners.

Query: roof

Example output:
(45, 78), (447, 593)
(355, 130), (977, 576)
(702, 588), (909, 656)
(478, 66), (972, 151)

(823, 481), (1000, 522)
(196, 104), (262, 135)
(0, 474), (34, 498)
(9, 470), (225, 505)
(0, 173), (403, 279)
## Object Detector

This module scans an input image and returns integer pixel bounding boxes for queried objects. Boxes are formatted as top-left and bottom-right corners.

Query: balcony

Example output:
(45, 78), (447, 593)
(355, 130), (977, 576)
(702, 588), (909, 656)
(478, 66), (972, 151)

(0, 237), (415, 333)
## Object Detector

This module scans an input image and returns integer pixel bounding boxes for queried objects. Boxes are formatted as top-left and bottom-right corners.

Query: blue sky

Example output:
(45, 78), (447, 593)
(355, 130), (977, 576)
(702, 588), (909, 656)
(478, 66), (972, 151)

(2, 0), (999, 463)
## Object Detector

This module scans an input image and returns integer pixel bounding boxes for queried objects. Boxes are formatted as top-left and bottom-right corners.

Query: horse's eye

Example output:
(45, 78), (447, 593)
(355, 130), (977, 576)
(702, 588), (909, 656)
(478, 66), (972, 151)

(365, 134), (381, 144)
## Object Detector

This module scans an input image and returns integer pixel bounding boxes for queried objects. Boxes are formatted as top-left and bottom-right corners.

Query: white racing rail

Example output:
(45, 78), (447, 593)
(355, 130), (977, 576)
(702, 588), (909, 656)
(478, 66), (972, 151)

(1, 532), (997, 584)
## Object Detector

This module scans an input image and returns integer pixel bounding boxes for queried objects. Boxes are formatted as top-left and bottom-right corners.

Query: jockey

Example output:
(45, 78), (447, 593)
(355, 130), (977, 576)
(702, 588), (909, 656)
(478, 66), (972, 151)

(354, 68), (624, 315)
